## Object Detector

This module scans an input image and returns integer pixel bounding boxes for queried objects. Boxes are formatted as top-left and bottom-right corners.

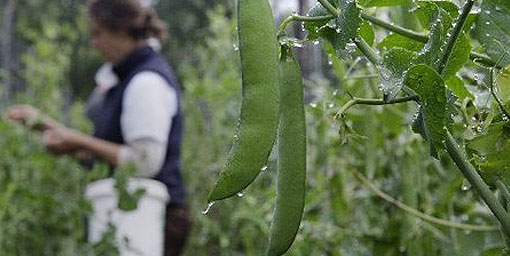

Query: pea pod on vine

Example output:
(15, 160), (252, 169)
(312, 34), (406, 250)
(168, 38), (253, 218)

(267, 47), (306, 256)
(208, 0), (279, 202)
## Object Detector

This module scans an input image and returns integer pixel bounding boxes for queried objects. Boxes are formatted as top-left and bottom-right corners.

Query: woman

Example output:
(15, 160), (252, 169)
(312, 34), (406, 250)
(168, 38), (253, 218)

(5, 0), (190, 255)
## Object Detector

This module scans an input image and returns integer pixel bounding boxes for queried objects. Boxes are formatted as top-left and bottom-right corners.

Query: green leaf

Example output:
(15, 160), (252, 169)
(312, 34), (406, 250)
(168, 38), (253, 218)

(496, 67), (510, 103)
(413, 1), (459, 28)
(476, 0), (510, 67)
(306, 0), (361, 55)
(359, 21), (375, 46)
(404, 64), (447, 157)
(358, 0), (411, 7)
(467, 122), (510, 185)
(305, 3), (331, 40)
(378, 48), (418, 101)
(416, 8), (471, 79)
(377, 34), (424, 52)
(445, 76), (473, 101)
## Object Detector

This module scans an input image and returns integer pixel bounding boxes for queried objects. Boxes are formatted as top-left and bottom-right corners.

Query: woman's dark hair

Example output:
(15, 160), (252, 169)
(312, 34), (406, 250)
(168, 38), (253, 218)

(87, 0), (168, 41)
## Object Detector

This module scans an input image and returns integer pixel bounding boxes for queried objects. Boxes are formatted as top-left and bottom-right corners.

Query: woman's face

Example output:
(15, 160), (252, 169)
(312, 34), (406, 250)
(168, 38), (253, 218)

(88, 20), (132, 63)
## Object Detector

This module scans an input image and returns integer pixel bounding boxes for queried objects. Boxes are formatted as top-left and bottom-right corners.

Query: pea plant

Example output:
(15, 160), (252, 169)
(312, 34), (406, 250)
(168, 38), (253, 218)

(206, 0), (510, 255)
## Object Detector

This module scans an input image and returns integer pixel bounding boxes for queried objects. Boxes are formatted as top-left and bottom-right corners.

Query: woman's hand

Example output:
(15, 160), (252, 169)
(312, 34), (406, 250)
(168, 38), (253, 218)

(4, 105), (59, 131)
(42, 126), (83, 155)
(4, 105), (40, 124)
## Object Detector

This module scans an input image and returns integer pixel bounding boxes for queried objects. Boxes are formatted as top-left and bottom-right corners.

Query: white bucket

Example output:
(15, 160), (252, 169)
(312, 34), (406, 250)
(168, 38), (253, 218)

(85, 178), (170, 256)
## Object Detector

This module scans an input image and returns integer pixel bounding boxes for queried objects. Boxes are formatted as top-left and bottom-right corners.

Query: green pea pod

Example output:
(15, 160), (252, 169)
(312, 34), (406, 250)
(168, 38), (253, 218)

(208, 0), (279, 202)
(267, 48), (306, 256)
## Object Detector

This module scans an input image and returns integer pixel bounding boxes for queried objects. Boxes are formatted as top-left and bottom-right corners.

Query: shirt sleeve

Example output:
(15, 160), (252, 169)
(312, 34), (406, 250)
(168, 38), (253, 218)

(117, 138), (167, 178)
(121, 71), (178, 144)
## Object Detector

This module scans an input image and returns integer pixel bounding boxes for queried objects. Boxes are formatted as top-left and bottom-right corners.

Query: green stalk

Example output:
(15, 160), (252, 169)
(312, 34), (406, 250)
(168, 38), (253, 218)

(497, 180), (510, 211)
(360, 12), (502, 69)
(334, 95), (418, 119)
(278, 14), (334, 36)
(360, 12), (428, 43)
(317, 0), (341, 16)
(437, 0), (474, 75)
(353, 37), (381, 65)
(445, 131), (510, 238)
(353, 170), (498, 232)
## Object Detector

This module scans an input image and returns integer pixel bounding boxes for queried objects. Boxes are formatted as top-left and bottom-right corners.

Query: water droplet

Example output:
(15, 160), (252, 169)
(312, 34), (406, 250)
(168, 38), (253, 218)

(464, 229), (472, 235)
(496, 6), (502, 11)
(485, 10), (491, 14)
(328, 60), (333, 65)
(237, 191), (244, 197)
(461, 180), (472, 191)
(327, 103), (334, 108)
(486, 33), (491, 37)
(309, 103), (317, 108)
(461, 214), (469, 221)
(202, 202), (215, 215)
(485, 21), (490, 25)
(260, 165), (268, 171)
(233, 134), (239, 140)
(233, 44), (239, 51)
(399, 246), (406, 253)
(313, 40), (320, 45)
(333, 90), (339, 96)
(503, 115), (509, 122)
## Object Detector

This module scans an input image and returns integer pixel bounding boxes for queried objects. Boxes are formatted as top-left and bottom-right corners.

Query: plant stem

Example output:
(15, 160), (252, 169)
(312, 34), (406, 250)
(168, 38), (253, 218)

(360, 12), (428, 43)
(317, 0), (341, 16)
(278, 14), (334, 36)
(497, 180), (510, 211)
(437, 0), (474, 75)
(352, 170), (498, 232)
(488, 68), (510, 121)
(334, 95), (418, 118)
(353, 37), (381, 65)
(360, 12), (503, 69)
(445, 130), (510, 238)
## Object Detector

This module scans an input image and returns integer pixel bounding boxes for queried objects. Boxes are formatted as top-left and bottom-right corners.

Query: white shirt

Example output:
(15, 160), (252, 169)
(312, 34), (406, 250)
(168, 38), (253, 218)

(93, 62), (178, 177)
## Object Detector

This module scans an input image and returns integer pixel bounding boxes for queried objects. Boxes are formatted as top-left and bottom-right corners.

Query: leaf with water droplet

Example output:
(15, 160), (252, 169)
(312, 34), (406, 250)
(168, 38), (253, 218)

(413, 1), (459, 28)
(377, 34), (425, 52)
(405, 64), (447, 158)
(476, 0), (510, 67)
(446, 75), (473, 101)
(378, 48), (418, 101)
(415, 8), (472, 79)
(467, 121), (510, 186)
(316, 0), (362, 58)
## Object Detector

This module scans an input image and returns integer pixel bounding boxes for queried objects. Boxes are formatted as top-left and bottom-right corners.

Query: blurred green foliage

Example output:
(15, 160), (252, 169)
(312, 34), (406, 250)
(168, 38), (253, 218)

(0, 0), (509, 255)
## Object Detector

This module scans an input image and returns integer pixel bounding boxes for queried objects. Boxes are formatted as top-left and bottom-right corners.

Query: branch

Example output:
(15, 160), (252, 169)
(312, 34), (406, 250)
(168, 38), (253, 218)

(317, 0), (341, 16)
(352, 170), (498, 232)
(278, 14), (334, 37)
(360, 12), (503, 69)
(497, 180), (510, 211)
(445, 130), (510, 237)
(353, 37), (381, 65)
(360, 12), (428, 43)
(438, 0), (474, 75)
(334, 95), (418, 119)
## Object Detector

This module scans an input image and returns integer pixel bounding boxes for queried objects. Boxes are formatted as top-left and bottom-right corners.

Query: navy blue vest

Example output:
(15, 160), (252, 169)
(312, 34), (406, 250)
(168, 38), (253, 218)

(91, 46), (186, 206)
